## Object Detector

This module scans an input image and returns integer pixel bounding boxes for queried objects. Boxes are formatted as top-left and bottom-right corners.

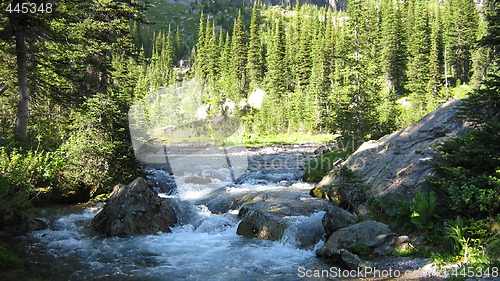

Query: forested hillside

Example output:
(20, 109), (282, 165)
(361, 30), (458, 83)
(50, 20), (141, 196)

(153, 0), (485, 141)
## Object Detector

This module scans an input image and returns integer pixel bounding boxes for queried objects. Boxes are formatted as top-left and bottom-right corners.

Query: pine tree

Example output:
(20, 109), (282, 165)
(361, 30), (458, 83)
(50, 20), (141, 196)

(195, 12), (207, 82)
(218, 32), (234, 105)
(380, 0), (407, 96)
(261, 15), (288, 133)
(332, 0), (383, 140)
(307, 12), (330, 132)
(428, 7), (445, 102)
(295, 13), (312, 90)
(231, 10), (248, 100)
(445, 0), (480, 83)
(405, 1), (431, 109)
(205, 22), (219, 83)
(265, 16), (287, 98)
(463, 0), (500, 124)
(247, 4), (265, 89)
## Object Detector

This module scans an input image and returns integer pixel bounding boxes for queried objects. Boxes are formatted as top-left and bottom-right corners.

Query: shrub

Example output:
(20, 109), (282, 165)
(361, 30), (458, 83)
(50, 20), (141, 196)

(367, 196), (412, 229)
(432, 123), (500, 217)
(0, 147), (65, 211)
(352, 244), (372, 257)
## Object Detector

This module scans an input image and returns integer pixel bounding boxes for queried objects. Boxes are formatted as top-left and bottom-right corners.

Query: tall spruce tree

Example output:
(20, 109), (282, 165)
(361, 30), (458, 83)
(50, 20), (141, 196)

(380, 0), (407, 96)
(262, 15), (287, 133)
(231, 10), (248, 100)
(332, 0), (382, 140)
(195, 12), (207, 83)
(428, 7), (445, 102)
(405, 1), (431, 109)
(445, 0), (480, 83)
(247, 4), (265, 89)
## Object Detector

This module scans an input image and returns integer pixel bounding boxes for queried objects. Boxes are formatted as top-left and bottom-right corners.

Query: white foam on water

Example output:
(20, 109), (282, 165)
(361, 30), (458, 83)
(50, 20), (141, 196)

(30, 205), (318, 281)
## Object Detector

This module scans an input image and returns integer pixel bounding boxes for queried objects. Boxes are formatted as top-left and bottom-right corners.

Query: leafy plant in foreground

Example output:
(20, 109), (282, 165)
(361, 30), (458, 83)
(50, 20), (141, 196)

(446, 216), (470, 262)
(410, 191), (438, 229)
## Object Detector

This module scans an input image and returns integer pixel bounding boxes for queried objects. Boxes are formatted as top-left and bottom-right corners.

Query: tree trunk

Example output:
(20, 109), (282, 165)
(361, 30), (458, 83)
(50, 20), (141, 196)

(14, 31), (29, 139)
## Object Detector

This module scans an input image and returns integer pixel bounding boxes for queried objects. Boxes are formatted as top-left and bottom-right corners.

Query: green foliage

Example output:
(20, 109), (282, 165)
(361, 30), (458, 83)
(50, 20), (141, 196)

(446, 216), (470, 257)
(432, 123), (500, 217)
(0, 244), (21, 269)
(0, 0), (147, 208)
(486, 234), (500, 260)
(185, 0), (487, 138)
(60, 93), (138, 192)
(303, 151), (351, 182)
(411, 191), (438, 229)
(367, 196), (413, 228)
(0, 147), (65, 211)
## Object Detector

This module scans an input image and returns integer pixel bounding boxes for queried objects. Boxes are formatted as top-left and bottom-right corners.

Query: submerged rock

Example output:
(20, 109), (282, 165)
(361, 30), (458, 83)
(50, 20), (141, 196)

(92, 177), (177, 236)
(236, 192), (329, 248)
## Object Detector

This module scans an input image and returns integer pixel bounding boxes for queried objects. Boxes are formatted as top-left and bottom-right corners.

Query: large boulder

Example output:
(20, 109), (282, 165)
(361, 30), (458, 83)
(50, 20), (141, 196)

(0, 209), (48, 235)
(314, 99), (471, 203)
(236, 190), (329, 249)
(92, 177), (177, 236)
(322, 220), (394, 252)
(316, 221), (394, 269)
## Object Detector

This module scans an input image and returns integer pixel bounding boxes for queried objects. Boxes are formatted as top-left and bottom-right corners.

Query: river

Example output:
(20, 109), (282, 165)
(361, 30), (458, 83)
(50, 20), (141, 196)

(3, 144), (340, 281)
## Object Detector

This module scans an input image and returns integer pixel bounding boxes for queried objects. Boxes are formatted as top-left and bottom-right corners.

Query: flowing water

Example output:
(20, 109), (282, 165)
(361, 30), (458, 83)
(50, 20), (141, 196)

(4, 145), (337, 281)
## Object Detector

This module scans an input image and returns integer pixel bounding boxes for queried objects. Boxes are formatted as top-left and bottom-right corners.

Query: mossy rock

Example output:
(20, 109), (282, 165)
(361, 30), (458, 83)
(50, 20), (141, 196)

(310, 185), (328, 199)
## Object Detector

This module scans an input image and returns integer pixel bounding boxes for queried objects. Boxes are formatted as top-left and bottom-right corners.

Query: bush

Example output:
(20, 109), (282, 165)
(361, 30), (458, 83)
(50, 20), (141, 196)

(352, 244), (372, 257)
(0, 147), (65, 211)
(0, 245), (21, 269)
(432, 123), (500, 217)
(367, 196), (413, 229)
(59, 93), (140, 194)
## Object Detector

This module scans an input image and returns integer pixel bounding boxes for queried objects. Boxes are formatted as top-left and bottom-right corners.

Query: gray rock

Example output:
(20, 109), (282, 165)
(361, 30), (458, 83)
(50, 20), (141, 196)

(322, 205), (357, 237)
(323, 220), (394, 252)
(236, 206), (288, 241)
(316, 99), (471, 204)
(92, 177), (177, 236)
(314, 145), (331, 156)
(316, 248), (373, 269)
(0, 209), (49, 235)
(236, 193), (329, 248)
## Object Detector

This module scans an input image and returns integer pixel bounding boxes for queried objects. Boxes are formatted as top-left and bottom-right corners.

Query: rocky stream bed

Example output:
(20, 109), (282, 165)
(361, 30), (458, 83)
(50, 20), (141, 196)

(0, 143), (469, 281)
